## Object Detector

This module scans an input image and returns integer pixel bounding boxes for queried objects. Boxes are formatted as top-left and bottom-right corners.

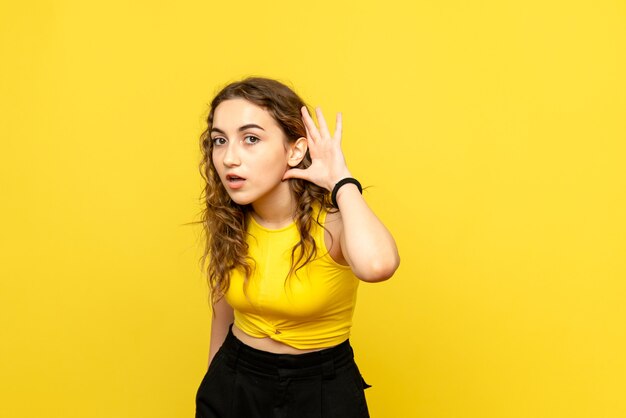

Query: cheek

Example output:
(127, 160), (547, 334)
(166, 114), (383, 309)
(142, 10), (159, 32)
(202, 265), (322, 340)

(210, 156), (226, 183)
(210, 152), (220, 171)
(260, 152), (289, 176)
(267, 145), (289, 165)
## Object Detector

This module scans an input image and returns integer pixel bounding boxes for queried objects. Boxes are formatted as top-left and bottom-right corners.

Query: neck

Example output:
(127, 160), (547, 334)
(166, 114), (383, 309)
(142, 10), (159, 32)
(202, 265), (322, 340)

(251, 181), (297, 229)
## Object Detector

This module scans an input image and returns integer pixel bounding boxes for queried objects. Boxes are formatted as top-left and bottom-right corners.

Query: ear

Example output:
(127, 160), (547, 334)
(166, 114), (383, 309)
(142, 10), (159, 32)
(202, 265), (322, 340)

(287, 137), (308, 167)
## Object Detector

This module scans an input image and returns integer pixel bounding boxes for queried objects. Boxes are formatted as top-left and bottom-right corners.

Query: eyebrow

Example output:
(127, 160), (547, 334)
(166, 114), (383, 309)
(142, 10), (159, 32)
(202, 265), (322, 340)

(210, 124), (265, 135)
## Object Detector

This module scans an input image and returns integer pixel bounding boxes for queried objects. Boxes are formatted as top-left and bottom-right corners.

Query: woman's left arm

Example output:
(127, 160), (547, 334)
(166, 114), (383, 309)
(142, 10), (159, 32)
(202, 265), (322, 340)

(283, 106), (400, 282)
(333, 180), (400, 282)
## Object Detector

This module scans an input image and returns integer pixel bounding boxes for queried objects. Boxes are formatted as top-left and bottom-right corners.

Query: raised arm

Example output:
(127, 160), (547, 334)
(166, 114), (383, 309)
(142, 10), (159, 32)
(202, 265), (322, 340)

(333, 182), (399, 281)
(283, 106), (400, 282)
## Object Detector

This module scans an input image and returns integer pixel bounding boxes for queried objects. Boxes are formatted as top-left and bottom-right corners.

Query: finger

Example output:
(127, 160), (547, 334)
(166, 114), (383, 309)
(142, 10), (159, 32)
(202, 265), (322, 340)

(315, 107), (330, 139)
(304, 124), (314, 147)
(334, 112), (343, 143)
(282, 168), (311, 182)
(301, 106), (320, 143)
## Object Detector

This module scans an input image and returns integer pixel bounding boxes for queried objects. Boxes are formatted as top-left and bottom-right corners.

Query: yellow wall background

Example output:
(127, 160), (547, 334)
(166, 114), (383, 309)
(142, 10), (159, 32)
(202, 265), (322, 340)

(1, 1), (625, 417)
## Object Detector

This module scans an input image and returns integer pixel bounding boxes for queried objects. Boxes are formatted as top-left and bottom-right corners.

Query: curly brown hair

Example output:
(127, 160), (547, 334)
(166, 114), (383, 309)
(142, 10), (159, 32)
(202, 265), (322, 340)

(196, 77), (333, 306)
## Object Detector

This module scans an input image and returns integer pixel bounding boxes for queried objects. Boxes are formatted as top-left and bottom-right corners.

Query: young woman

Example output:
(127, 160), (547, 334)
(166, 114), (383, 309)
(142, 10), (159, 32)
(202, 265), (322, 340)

(195, 77), (399, 418)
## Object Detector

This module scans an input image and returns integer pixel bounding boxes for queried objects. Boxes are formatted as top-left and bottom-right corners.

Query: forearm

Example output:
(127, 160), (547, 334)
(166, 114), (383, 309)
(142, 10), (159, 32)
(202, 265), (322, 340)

(207, 297), (234, 367)
(335, 182), (400, 282)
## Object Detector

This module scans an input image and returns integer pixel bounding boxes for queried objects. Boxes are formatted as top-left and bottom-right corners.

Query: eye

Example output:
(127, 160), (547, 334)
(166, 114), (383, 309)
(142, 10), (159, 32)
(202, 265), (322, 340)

(212, 137), (227, 146)
(243, 135), (260, 145)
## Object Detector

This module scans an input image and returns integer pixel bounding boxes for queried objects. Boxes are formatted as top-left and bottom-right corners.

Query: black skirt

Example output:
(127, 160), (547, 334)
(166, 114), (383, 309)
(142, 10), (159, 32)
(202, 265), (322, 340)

(195, 324), (372, 418)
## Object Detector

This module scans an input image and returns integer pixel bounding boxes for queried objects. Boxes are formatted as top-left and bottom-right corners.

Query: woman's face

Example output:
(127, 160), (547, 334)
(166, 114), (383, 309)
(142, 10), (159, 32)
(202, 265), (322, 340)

(210, 98), (299, 207)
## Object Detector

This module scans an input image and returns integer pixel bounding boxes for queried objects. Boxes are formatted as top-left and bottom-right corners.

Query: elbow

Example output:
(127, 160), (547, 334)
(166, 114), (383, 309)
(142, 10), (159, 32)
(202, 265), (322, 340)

(356, 254), (400, 283)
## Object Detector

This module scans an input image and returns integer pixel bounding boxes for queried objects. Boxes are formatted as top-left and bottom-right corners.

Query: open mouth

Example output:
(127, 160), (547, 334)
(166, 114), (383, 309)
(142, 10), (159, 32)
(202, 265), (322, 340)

(226, 174), (246, 183)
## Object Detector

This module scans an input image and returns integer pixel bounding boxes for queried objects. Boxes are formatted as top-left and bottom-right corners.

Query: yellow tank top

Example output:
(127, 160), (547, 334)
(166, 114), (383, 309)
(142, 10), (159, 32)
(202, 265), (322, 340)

(224, 206), (360, 350)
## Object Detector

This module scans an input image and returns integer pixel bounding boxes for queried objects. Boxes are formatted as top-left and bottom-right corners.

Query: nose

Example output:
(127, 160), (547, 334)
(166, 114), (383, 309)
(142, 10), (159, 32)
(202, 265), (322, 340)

(222, 142), (241, 167)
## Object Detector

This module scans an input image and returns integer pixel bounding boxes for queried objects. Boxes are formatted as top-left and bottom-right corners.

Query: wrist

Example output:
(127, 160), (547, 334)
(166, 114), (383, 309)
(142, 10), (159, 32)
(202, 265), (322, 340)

(331, 177), (362, 208)
(328, 171), (353, 191)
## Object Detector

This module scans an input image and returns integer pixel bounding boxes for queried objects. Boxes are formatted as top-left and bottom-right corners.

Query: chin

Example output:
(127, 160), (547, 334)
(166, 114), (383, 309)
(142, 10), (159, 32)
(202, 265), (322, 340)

(227, 193), (253, 206)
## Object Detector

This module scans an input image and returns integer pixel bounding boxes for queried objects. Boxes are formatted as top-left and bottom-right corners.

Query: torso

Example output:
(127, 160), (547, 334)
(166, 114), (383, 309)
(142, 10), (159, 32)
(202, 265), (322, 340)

(231, 208), (347, 354)
(232, 323), (333, 353)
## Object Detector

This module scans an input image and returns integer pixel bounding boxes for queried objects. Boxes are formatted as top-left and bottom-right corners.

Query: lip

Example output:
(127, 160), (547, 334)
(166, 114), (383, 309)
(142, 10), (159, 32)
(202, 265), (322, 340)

(225, 173), (246, 190)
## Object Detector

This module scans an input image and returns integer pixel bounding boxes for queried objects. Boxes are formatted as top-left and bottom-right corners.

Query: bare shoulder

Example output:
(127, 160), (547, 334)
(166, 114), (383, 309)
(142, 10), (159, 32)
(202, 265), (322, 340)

(322, 209), (349, 266)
